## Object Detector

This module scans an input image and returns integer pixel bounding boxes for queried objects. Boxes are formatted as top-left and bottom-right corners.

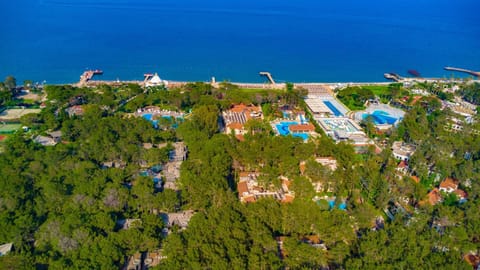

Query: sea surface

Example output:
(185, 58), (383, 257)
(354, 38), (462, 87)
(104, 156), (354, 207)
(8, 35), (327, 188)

(1, 0), (479, 84)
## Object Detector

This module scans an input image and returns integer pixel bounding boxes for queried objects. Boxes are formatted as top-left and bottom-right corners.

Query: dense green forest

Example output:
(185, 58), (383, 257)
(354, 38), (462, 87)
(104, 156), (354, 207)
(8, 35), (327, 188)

(1, 81), (479, 269)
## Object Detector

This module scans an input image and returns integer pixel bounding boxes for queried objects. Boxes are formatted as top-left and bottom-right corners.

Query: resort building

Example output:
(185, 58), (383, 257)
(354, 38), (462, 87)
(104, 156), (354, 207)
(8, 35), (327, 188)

(116, 219), (142, 230)
(454, 189), (468, 203)
(396, 160), (409, 175)
(124, 249), (166, 270)
(33, 135), (57, 146)
(272, 121), (316, 140)
(443, 116), (479, 135)
(439, 178), (459, 193)
(144, 73), (168, 87)
(124, 252), (142, 270)
(424, 178), (467, 206)
(288, 123), (315, 133)
(391, 141), (416, 161)
(160, 210), (196, 233)
(303, 84), (333, 96)
(0, 243), (13, 256)
(427, 188), (443, 206)
(237, 172), (295, 203)
(305, 95), (349, 118)
(161, 142), (187, 190)
(317, 117), (370, 146)
(222, 104), (263, 135)
(65, 105), (84, 117)
(314, 157), (338, 171)
(304, 97), (333, 118)
(33, 131), (62, 146)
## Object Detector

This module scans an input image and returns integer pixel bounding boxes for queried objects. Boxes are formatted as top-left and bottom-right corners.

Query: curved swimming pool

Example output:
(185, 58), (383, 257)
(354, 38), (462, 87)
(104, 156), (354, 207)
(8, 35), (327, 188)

(363, 110), (398, 125)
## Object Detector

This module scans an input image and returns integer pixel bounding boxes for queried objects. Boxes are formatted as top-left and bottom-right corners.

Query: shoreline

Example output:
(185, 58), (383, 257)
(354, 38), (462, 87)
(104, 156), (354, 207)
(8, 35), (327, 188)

(62, 77), (478, 89)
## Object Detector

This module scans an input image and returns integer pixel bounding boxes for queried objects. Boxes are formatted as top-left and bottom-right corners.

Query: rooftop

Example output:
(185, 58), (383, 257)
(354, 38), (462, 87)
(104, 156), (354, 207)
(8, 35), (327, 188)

(0, 243), (13, 256)
(427, 188), (442, 205)
(223, 104), (263, 134)
(392, 141), (416, 159)
(439, 177), (459, 191)
(237, 173), (295, 203)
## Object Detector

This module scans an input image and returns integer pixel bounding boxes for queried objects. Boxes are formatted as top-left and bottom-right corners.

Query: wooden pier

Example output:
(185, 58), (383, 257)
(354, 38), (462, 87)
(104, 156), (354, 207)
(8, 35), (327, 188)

(259, 72), (276, 84)
(79, 70), (103, 85)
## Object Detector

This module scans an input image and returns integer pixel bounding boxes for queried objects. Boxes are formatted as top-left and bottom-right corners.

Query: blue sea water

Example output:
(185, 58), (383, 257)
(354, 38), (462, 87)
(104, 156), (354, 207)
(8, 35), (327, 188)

(1, 0), (479, 84)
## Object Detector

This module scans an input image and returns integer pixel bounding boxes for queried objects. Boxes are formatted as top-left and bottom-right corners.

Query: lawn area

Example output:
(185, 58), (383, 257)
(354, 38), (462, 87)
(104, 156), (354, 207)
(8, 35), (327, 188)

(19, 98), (38, 105)
(0, 123), (22, 134)
(0, 108), (41, 120)
(238, 88), (284, 94)
(361, 85), (391, 97)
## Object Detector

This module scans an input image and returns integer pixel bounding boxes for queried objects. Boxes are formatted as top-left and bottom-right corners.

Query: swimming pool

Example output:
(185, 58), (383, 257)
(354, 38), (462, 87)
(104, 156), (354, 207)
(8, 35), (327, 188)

(323, 100), (343, 117)
(275, 121), (309, 140)
(292, 133), (309, 140)
(142, 113), (158, 128)
(328, 199), (347, 210)
(275, 121), (299, 136)
(363, 110), (398, 125)
(142, 113), (153, 121)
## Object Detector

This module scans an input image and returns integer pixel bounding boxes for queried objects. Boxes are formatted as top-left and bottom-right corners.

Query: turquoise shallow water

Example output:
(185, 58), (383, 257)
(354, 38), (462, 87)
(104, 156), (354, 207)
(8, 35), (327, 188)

(1, 0), (479, 84)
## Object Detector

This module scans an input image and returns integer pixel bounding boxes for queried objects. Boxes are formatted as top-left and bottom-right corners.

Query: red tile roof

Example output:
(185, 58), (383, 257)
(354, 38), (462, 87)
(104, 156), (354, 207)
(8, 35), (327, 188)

(397, 160), (408, 169)
(282, 194), (295, 203)
(243, 195), (256, 203)
(299, 161), (306, 175)
(237, 181), (249, 194)
(440, 178), (459, 190)
(427, 188), (442, 205)
(282, 179), (292, 188)
(464, 254), (480, 268)
(411, 176), (420, 183)
(235, 134), (245, 141)
(303, 235), (321, 244)
(454, 189), (467, 199)
(288, 123), (315, 132)
(227, 122), (244, 130)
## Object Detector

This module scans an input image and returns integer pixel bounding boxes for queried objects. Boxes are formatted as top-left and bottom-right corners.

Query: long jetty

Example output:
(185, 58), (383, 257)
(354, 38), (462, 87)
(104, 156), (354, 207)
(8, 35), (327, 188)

(444, 67), (480, 77)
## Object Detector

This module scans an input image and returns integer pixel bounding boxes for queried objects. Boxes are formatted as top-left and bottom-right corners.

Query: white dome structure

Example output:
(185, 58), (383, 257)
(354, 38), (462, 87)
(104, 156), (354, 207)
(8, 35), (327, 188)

(145, 73), (166, 87)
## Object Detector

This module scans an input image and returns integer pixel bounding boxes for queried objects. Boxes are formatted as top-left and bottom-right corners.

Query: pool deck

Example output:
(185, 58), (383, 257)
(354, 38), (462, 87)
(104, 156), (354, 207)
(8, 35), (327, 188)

(136, 107), (184, 118)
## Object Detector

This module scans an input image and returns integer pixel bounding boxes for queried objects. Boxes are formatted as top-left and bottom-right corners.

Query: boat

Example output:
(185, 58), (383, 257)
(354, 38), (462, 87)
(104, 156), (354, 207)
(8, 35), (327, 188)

(407, 69), (421, 77)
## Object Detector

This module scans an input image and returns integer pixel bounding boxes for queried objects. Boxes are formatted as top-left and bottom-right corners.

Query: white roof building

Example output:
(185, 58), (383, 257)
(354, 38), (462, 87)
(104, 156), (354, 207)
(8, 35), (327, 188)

(0, 243), (13, 256)
(392, 141), (416, 161)
(146, 73), (168, 87)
